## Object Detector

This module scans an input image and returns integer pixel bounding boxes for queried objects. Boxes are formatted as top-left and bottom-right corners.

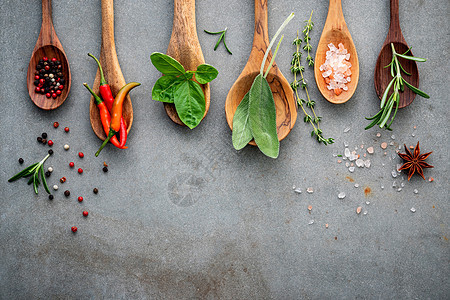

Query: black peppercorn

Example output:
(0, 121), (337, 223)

(59, 79), (65, 85)
(48, 195), (54, 200)
(18, 158), (24, 164)
(36, 64), (42, 69)
(39, 59), (44, 64)
(56, 61), (60, 65)
(64, 190), (70, 197)
(41, 132), (47, 139)
(34, 80), (39, 86)
(42, 139), (47, 145)
(93, 188), (98, 194)
(45, 171), (51, 177)
(48, 149), (53, 155)
(37, 136), (43, 143)
(102, 167), (108, 173)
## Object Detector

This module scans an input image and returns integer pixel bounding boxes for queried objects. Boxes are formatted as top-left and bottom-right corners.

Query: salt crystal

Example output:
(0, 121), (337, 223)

(292, 185), (296, 190)
(376, 133), (381, 138)
(389, 141), (394, 146)
(349, 166), (355, 173)
(367, 147), (374, 154)
(381, 142), (388, 149)
(363, 211), (368, 215)
(325, 224), (329, 229)
(428, 177), (434, 182)
(381, 185), (384, 189)
(356, 206), (362, 214)
(308, 220), (315, 225)
(363, 153), (367, 157)
(294, 188), (302, 194)
(391, 135), (395, 140)
(397, 188), (402, 192)
(345, 162), (350, 167)
(391, 170), (398, 178)
(344, 141), (349, 147)
(337, 160), (342, 163)
(396, 164), (403, 172)
(364, 160), (371, 168)
(354, 183), (359, 188)
(412, 133), (415, 137)
(338, 192), (346, 199)
(413, 189), (418, 194)
(392, 181), (397, 187)
(401, 182), (405, 188)
(308, 205), (312, 211)
(307, 187), (314, 194)
(356, 159), (364, 167)
(344, 148), (351, 157)
(365, 201), (370, 205)
(410, 207), (416, 213)
(343, 127), (350, 133)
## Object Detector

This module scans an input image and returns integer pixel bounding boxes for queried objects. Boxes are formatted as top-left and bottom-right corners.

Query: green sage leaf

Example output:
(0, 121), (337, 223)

(150, 52), (186, 76)
(195, 64), (219, 84)
(232, 92), (253, 150)
(152, 75), (185, 103)
(173, 80), (205, 129)
(248, 74), (279, 158)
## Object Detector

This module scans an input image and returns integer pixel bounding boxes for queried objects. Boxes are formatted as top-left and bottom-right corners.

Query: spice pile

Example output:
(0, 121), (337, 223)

(319, 43), (352, 95)
(33, 57), (65, 99)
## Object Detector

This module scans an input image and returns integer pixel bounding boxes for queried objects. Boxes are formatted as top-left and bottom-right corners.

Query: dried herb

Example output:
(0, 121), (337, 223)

(204, 28), (232, 55)
(398, 141), (433, 180)
(366, 44), (429, 130)
(291, 11), (334, 145)
(8, 153), (51, 194)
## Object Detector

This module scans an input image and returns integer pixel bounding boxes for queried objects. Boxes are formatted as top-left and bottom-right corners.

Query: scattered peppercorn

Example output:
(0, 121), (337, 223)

(78, 168), (83, 174)
(82, 211), (88, 217)
(48, 195), (54, 200)
(41, 133), (47, 139)
(93, 188), (98, 194)
(71, 226), (77, 233)
(69, 162), (74, 168)
(103, 167), (108, 172)
(78, 152), (84, 158)
(48, 149), (53, 155)
(41, 139), (47, 145)
(78, 196), (83, 202)
(64, 127), (69, 132)
(64, 144), (70, 150)
(47, 166), (53, 172)
(53, 122), (59, 128)
(18, 158), (24, 164)
(103, 162), (108, 167)
(64, 190), (70, 197)
(53, 184), (58, 190)
(45, 171), (51, 177)
(60, 177), (66, 183)
(48, 140), (53, 146)
(37, 136), (43, 143)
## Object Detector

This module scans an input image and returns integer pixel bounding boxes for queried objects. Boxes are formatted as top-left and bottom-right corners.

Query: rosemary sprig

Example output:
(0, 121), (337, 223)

(8, 153), (51, 194)
(365, 43), (429, 130)
(290, 11), (334, 145)
(204, 28), (232, 55)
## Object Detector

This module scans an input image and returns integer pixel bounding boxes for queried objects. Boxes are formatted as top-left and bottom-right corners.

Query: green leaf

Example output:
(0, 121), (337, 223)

(40, 165), (50, 194)
(173, 80), (206, 129)
(402, 79), (430, 98)
(232, 92), (253, 150)
(8, 163), (38, 182)
(395, 53), (427, 62)
(152, 75), (186, 103)
(248, 74), (279, 158)
(150, 52), (186, 76)
(195, 64), (219, 84)
(380, 78), (395, 108)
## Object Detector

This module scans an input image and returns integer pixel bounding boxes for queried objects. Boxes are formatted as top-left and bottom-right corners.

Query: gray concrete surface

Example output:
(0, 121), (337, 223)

(0, 0), (449, 299)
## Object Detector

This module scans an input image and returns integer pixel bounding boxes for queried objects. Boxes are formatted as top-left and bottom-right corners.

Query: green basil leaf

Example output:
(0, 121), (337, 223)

(248, 74), (279, 158)
(195, 64), (219, 84)
(174, 80), (205, 129)
(150, 52), (186, 76)
(152, 75), (185, 103)
(232, 91), (253, 150)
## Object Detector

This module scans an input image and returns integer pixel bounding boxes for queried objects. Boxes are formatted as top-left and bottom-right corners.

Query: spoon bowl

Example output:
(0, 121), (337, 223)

(89, 0), (133, 140)
(27, 0), (71, 110)
(314, 0), (359, 104)
(225, 0), (297, 145)
(374, 0), (418, 108)
(164, 0), (209, 126)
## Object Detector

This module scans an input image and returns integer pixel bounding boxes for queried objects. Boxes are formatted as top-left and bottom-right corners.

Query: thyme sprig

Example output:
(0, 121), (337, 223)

(290, 11), (334, 145)
(8, 153), (51, 194)
(365, 43), (429, 130)
(204, 28), (232, 55)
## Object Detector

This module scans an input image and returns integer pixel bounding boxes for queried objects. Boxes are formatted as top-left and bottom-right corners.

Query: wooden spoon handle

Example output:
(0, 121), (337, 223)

(38, 0), (58, 47)
(41, 0), (53, 28)
(101, 0), (118, 61)
(389, 0), (400, 31)
(172, 0), (196, 36)
(252, 0), (269, 47)
(325, 0), (346, 29)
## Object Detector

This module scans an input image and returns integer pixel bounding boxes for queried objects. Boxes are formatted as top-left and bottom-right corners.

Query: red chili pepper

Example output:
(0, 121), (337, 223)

(83, 83), (127, 150)
(96, 82), (140, 157)
(88, 53), (128, 147)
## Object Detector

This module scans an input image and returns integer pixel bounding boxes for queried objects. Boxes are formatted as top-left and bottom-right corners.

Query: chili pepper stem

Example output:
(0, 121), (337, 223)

(95, 130), (116, 157)
(88, 53), (107, 86)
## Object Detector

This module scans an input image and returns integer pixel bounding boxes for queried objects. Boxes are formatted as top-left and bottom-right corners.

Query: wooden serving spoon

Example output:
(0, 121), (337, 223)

(314, 0), (359, 104)
(374, 0), (418, 108)
(225, 0), (297, 145)
(27, 0), (71, 110)
(164, 0), (209, 126)
(89, 0), (133, 140)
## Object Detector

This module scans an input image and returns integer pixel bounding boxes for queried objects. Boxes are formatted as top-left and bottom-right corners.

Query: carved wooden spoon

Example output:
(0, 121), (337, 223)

(314, 0), (359, 104)
(89, 0), (133, 140)
(374, 0), (418, 108)
(225, 0), (297, 145)
(27, 0), (71, 110)
(164, 0), (209, 126)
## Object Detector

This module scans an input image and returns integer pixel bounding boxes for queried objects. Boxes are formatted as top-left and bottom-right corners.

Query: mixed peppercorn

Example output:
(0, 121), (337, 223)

(33, 57), (65, 99)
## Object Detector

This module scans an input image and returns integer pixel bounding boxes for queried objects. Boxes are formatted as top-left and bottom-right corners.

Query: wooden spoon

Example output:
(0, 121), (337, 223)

(27, 0), (71, 110)
(374, 0), (418, 108)
(164, 0), (209, 126)
(225, 0), (297, 145)
(89, 0), (133, 140)
(314, 0), (359, 104)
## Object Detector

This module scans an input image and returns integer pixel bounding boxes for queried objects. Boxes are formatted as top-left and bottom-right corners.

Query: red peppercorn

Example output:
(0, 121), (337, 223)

(58, 85), (64, 90)
(69, 162), (74, 168)
(64, 127), (69, 132)
(78, 168), (83, 174)
(78, 152), (84, 158)
(52, 93), (57, 99)
(35, 87), (40, 92)
(46, 93), (51, 98)
(53, 122), (59, 128)
(78, 196), (83, 202)
(34, 75), (40, 80)
(71, 226), (77, 233)
(44, 65), (50, 71)
(48, 140), (53, 146)
(39, 78), (45, 84)
(51, 57), (57, 62)
(56, 90), (61, 95)
(82, 211), (88, 217)
(43, 56), (48, 61)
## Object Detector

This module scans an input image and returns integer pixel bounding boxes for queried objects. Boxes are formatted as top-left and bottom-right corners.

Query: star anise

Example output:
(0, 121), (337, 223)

(398, 141), (433, 180)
